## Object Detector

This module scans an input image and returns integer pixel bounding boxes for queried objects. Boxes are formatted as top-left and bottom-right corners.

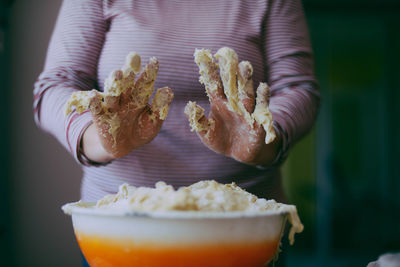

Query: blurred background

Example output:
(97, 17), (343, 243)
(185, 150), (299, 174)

(0, 0), (399, 266)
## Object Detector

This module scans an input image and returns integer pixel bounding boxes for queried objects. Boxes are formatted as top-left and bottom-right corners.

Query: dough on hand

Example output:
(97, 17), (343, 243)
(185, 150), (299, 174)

(65, 52), (171, 146)
(187, 47), (276, 144)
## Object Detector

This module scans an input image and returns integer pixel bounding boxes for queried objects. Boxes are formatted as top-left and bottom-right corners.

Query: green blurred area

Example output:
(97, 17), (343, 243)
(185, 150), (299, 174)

(282, 129), (316, 248)
(283, 0), (400, 265)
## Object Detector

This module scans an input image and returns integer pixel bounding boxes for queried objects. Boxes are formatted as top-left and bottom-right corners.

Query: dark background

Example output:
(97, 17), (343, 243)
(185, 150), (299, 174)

(1, 0), (399, 266)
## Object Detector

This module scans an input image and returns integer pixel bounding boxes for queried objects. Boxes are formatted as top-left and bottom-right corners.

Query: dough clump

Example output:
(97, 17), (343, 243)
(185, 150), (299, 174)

(95, 180), (303, 245)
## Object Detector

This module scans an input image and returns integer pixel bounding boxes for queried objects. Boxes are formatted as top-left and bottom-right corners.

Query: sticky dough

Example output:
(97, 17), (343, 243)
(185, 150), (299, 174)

(92, 180), (304, 245)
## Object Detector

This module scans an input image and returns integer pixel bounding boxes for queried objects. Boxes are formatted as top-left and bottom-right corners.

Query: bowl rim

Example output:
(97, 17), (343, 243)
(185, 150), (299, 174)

(62, 201), (291, 219)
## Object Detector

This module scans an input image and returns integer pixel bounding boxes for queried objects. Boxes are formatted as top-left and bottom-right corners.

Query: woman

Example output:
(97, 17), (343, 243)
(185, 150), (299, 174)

(34, 0), (318, 217)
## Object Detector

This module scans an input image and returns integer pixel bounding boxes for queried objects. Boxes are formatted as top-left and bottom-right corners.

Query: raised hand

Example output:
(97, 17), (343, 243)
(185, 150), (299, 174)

(185, 47), (280, 166)
(66, 52), (174, 160)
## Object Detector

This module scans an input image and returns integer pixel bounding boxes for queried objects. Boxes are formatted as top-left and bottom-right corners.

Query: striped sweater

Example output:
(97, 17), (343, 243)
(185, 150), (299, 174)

(34, 0), (319, 202)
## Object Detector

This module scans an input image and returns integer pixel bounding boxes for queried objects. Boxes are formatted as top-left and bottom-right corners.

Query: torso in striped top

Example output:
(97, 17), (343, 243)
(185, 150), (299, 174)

(34, 0), (319, 202)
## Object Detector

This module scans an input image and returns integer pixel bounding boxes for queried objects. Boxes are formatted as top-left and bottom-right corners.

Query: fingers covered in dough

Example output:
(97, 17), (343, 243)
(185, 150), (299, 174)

(238, 60), (255, 113)
(150, 87), (174, 121)
(133, 57), (159, 108)
(188, 47), (276, 145)
(194, 49), (224, 101)
(253, 83), (276, 144)
(214, 47), (241, 114)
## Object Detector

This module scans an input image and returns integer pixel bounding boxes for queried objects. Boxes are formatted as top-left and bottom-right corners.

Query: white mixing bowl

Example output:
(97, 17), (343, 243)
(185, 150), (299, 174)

(63, 202), (292, 267)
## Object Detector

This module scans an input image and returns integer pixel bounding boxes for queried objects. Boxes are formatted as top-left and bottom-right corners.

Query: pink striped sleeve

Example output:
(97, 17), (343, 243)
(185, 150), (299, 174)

(33, 0), (106, 164)
(265, 0), (320, 163)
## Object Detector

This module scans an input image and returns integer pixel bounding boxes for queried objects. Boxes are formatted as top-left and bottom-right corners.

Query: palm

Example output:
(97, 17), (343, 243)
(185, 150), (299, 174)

(66, 52), (173, 158)
(185, 47), (277, 165)
(206, 99), (266, 163)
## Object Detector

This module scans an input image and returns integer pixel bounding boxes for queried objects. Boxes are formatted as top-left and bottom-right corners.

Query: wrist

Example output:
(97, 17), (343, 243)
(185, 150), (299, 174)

(81, 123), (115, 163)
(253, 133), (282, 167)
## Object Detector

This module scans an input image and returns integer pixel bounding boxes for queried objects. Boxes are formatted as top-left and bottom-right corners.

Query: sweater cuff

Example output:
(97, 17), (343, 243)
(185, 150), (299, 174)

(64, 111), (109, 168)
(65, 110), (92, 165)
(66, 111), (114, 167)
(256, 120), (289, 170)
(78, 129), (114, 167)
(270, 120), (289, 166)
(271, 111), (291, 161)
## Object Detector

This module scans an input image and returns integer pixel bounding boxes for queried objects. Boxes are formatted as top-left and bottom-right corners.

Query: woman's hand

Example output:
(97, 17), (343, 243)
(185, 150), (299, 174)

(185, 48), (280, 166)
(66, 52), (174, 162)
